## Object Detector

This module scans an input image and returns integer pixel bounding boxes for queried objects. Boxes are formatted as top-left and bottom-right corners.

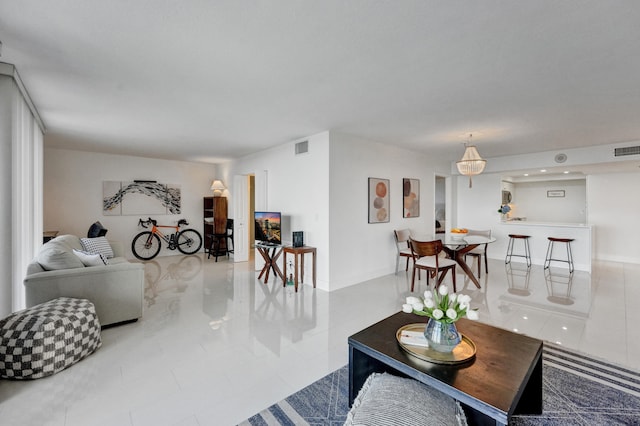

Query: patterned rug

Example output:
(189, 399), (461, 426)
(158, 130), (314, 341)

(240, 344), (640, 425)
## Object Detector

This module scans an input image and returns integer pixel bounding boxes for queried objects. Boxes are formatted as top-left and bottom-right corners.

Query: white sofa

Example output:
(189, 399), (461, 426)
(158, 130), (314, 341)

(23, 235), (145, 327)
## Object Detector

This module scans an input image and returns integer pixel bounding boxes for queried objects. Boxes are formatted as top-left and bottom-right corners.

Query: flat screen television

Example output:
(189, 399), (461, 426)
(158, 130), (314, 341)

(255, 211), (282, 245)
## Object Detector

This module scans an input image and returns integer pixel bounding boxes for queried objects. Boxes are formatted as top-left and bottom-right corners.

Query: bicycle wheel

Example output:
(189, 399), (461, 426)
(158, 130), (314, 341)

(176, 229), (202, 255)
(132, 231), (162, 260)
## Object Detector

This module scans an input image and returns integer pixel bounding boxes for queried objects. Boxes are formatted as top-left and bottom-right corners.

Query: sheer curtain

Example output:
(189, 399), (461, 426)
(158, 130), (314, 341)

(0, 64), (44, 316)
(12, 94), (43, 312)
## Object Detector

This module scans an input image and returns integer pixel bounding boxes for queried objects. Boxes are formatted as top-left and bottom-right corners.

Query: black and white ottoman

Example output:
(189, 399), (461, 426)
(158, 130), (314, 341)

(0, 297), (102, 379)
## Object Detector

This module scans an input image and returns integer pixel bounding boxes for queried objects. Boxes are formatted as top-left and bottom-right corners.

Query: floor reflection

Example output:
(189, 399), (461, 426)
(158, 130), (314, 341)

(545, 268), (574, 306)
(250, 279), (317, 356)
(203, 265), (234, 330)
(143, 255), (203, 307)
(458, 272), (491, 317)
(498, 263), (591, 318)
(505, 263), (532, 297)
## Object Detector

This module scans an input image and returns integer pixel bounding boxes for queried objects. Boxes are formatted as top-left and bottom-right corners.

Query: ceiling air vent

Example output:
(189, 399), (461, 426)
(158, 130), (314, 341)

(295, 140), (309, 155)
(614, 146), (640, 157)
(554, 153), (567, 163)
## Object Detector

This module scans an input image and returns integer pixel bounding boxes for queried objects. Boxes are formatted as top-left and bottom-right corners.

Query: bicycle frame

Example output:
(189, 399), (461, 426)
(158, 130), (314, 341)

(148, 223), (180, 246)
(137, 217), (192, 249)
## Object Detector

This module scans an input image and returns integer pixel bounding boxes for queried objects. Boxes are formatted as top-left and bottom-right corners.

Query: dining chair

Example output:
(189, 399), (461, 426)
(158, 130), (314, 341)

(226, 219), (234, 254)
(409, 238), (457, 292)
(464, 229), (491, 278)
(393, 229), (414, 275)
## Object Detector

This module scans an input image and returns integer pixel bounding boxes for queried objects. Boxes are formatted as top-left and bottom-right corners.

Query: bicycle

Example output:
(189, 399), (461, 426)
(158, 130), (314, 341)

(131, 217), (203, 260)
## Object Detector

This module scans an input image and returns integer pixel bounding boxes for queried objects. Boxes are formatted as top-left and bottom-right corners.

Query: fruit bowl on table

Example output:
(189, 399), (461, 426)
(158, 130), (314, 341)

(450, 228), (468, 240)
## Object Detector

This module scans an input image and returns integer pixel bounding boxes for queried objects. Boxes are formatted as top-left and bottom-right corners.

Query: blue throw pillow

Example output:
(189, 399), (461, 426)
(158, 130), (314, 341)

(87, 221), (108, 238)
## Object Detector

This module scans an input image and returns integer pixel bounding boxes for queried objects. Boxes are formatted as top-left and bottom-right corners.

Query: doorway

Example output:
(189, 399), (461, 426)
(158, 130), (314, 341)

(249, 174), (255, 261)
(435, 176), (446, 233)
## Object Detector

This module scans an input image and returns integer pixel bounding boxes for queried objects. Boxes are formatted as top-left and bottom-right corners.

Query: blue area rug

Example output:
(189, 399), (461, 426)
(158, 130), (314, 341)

(240, 344), (640, 425)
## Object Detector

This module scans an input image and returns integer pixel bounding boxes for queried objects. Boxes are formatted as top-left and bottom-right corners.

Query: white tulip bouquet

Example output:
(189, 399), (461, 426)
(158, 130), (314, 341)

(402, 284), (479, 323)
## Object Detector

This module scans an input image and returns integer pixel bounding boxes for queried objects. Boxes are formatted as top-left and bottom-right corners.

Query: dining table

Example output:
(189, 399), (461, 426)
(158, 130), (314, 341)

(437, 233), (497, 289)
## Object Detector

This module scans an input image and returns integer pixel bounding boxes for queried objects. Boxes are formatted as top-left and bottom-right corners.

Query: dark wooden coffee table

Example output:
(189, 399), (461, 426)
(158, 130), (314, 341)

(348, 312), (543, 425)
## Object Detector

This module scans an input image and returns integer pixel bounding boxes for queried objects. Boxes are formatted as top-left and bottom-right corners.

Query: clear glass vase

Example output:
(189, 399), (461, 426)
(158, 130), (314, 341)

(424, 319), (461, 352)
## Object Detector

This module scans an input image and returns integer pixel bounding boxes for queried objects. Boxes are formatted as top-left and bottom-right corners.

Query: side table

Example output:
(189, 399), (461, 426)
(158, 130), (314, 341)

(256, 244), (284, 284)
(282, 246), (316, 292)
(43, 231), (58, 244)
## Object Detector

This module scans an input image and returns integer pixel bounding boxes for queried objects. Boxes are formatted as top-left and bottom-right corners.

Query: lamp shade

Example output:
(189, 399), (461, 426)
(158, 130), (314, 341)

(210, 180), (226, 196)
(456, 145), (486, 188)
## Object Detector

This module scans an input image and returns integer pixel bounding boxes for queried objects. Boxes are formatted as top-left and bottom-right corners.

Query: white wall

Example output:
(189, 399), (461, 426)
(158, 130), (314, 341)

(226, 131), (331, 289)
(512, 179), (586, 223)
(454, 172), (507, 259)
(588, 172), (640, 263)
(328, 132), (449, 290)
(225, 130), (452, 291)
(44, 148), (217, 259)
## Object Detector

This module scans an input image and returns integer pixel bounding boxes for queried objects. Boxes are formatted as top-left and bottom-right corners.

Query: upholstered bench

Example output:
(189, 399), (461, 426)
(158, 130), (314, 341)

(0, 297), (102, 379)
(345, 373), (468, 426)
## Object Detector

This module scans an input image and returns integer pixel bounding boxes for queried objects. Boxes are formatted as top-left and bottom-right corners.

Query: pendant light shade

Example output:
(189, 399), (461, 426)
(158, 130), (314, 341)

(456, 135), (486, 188)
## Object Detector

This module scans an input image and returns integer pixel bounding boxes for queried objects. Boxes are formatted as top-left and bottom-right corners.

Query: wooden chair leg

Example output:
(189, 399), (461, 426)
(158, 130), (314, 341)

(411, 266), (417, 292)
(405, 257), (409, 271)
(484, 254), (489, 274)
(452, 267), (456, 293)
(476, 255), (481, 278)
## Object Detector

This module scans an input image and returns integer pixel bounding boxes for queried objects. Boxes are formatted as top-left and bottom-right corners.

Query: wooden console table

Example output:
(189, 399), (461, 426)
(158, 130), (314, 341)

(282, 246), (316, 292)
(43, 231), (59, 243)
(256, 244), (284, 284)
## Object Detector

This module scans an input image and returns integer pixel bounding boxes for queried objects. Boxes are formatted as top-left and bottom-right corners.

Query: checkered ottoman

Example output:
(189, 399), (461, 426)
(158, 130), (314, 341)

(0, 297), (102, 379)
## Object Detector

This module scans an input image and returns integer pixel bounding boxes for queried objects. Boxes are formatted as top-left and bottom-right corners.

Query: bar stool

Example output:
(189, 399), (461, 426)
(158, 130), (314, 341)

(505, 234), (531, 268)
(544, 237), (575, 273)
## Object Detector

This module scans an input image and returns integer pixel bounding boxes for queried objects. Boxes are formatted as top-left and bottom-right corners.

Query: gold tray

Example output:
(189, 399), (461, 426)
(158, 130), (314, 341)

(396, 323), (476, 365)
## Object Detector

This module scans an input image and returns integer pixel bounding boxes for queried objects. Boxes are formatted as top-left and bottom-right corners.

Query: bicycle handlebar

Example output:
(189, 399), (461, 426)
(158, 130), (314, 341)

(138, 217), (157, 228)
(138, 217), (188, 228)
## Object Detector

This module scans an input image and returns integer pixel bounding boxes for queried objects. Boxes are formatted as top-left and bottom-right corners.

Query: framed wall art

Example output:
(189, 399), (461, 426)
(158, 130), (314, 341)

(547, 190), (565, 198)
(403, 178), (420, 218)
(368, 177), (390, 223)
(103, 180), (181, 215)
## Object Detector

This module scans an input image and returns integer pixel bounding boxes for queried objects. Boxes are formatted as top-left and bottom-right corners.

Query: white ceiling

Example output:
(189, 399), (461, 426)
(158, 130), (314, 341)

(1, 1), (640, 165)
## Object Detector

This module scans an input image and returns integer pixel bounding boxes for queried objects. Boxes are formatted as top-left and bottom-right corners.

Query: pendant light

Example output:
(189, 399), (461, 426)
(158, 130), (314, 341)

(456, 134), (486, 188)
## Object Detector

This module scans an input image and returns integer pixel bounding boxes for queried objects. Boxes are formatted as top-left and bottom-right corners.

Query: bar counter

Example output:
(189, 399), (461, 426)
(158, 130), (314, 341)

(494, 221), (592, 272)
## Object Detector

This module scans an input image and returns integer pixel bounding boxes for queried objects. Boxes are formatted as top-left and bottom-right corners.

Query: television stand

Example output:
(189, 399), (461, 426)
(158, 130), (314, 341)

(256, 243), (283, 284)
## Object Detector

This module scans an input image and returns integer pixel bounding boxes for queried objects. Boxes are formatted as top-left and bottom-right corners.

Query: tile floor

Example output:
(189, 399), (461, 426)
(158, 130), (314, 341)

(0, 254), (638, 426)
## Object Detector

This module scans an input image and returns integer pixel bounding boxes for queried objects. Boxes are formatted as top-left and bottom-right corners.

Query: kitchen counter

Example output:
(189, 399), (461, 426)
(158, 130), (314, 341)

(502, 220), (591, 228)
(495, 221), (592, 272)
